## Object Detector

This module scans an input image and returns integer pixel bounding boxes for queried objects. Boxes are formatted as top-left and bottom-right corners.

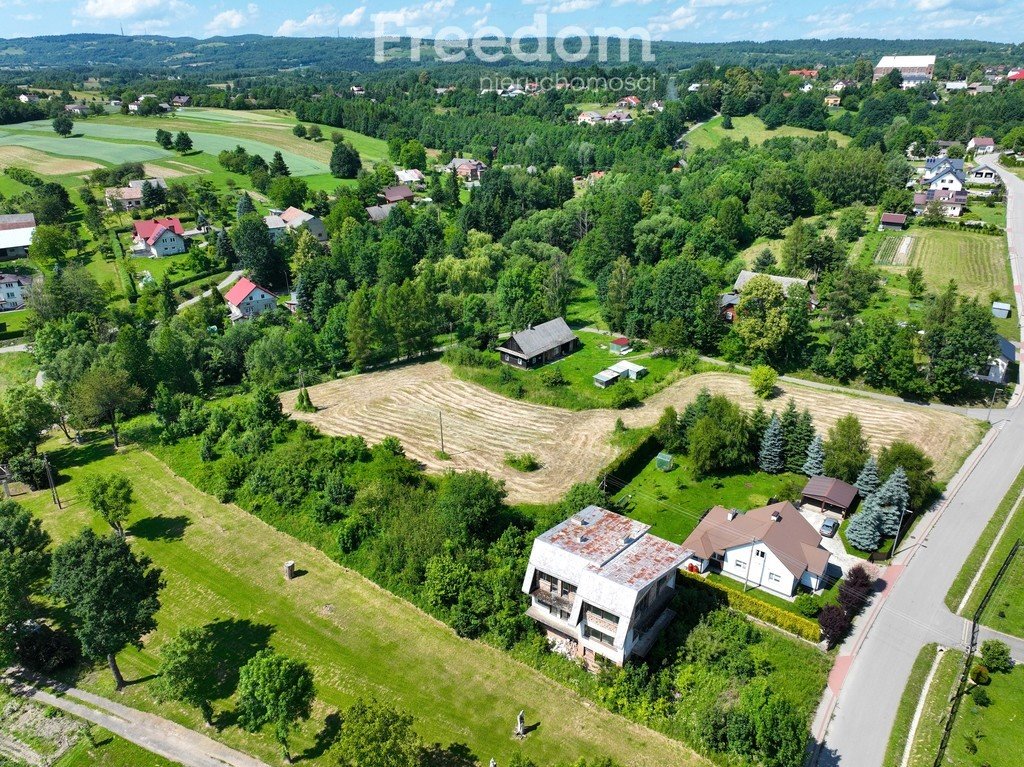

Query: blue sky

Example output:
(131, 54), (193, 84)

(0, 0), (1020, 43)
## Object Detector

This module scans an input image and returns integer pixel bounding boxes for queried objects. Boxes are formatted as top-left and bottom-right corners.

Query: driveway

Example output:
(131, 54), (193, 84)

(798, 506), (879, 578)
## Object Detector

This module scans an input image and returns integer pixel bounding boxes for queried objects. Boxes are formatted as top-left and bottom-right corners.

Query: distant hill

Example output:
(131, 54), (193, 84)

(0, 34), (1018, 76)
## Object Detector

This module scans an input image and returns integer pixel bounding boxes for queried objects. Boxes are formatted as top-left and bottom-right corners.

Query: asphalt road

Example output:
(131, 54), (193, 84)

(815, 156), (1024, 766)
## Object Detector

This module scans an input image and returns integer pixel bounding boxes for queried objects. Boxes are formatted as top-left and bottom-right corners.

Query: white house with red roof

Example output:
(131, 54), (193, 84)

(967, 136), (996, 154)
(132, 218), (186, 257)
(224, 277), (277, 321)
(522, 505), (690, 667)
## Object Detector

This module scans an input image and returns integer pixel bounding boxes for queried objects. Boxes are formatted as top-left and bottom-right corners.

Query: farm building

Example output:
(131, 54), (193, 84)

(0, 214), (36, 260)
(609, 337), (631, 355)
(225, 277), (277, 321)
(365, 203), (397, 222)
(879, 213), (908, 231)
(522, 505), (690, 667)
(733, 270), (810, 297)
(992, 301), (1012, 319)
(104, 178), (168, 211)
(381, 185), (415, 204)
(681, 502), (832, 597)
(873, 55), (935, 87)
(592, 360), (648, 388)
(593, 370), (618, 388)
(497, 318), (580, 368)
(800, 476), (859, 516)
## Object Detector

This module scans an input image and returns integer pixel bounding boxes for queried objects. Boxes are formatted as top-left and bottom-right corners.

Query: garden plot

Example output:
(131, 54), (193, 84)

(875, 235), (915, 266)
(286, 365), (981, 503)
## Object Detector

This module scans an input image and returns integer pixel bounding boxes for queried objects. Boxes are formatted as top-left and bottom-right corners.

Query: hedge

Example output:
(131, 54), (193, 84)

(598, 430), (662, 485)
(679, 571), (821, 642)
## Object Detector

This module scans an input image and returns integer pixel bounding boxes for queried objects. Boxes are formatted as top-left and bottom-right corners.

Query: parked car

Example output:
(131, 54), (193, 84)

(820, 518), (840, 538)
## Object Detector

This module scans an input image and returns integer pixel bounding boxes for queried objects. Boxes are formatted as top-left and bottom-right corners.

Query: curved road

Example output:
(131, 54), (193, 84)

(814, 156), (1024, 766)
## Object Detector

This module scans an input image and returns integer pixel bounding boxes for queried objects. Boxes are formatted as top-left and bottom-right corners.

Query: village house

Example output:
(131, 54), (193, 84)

(616, 95), (642, 108)
(444, 157), (487, 181)
(380, 185), (415, 205)
(928, 167), (966, 192)
(824, 95), (842, 107)
(0, 214), (36, 260)
(832, 79), (856, 92)
(0, 273), (31, 311)
(170, 95), (191, 107)
(523, 505), (690, 667)
(395, 168), (425, 187)
(879, 212), (908, 230)
(263, 207), (327, 244)
(365, 203), (397, 222)
(497, 317), (580, 368)
(18, 93), (39, 103)
(720, 270), (816, 321)
(104, 178), (168, 211)
(132, 218), (187, 257)
(967, 137), (996, 154)
(922, 157), (964, 182)
(604, 110), (633, 124)
(224, 277), (277, 321)
(789, 68), (819, 79)
(681, 502), (832, 597)
(64, 103), (89, 116)
(577, 110), (604, 125)
(914, 189), (968, 217)
(873, 55), (935, 87)
(974, 336), (1017, 385)
(967, 166), (1000, 185)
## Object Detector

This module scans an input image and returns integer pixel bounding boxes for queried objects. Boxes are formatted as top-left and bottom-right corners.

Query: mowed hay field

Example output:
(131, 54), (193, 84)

(285, 364), (982, 503)
(0, 145), (101, 175)
(880, 227), (1011, 300)
(683, 115), (850, 152)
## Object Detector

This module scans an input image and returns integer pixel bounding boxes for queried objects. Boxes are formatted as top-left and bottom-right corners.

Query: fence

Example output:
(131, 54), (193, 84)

(932, 537), (1021, 767)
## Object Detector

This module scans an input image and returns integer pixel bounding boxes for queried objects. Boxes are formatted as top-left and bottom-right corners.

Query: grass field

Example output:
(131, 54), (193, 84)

(902, 648), (966, 767)
(0, 350), (38, 391)
(947, 466), (1024, 628)
(682, 115), (850, 152)
(0, 129), (168, 164)
(56, 727), (182, 767)
(965, 202), (1008, 229)
(24, 440), (701, 767)
(882, 643), (939, 767)
(611, 453), (800, 543)
(945, 665), (1024, 767)
(895, 226), (1011, 302)
(0, 308), (31, 340)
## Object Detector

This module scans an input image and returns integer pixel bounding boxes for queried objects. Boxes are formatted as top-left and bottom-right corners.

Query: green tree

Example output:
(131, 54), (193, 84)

(878, 440), (935, 511)
(52, 114), (73, 137)
(155, 626), (219, 725)
(28, 223), (73, 269)
(780, 218), (811, 275)
(0, 385), (57, 462)
(155, 129), (173, 149)
(758, 415), (784, 474)
(292, 124), (307, 139)
(232, 213), (280, 287)
(602, 256), (633, 334)
(216, 229), (237, 268)
(688, 397), (750, 477)
(749, 365), (778, 399)
(854, 456), (880, 497)
(306, 125), (322, 141)
(823, 414), (869, 483)
(980, 639), (1013, 673)
(236, 192), (256, 219)
(0, 500), (51, 666)
(49, 529), (163, 689)
(734, 276), (789, 363)
(267, 176), (308, 210)
(83, 474), (135, 538)
(845, 500), (883, 551)
(173, 131), (193, 153)
(330, 142), (362, 179)
(269, 151), (290, 177)
(346, 285), (375, 370)
(785, 408), (815, 473)
(802, 434), (825, 476)
(70, 366), (146, 448)
(236, 650), (315, 763)
(434, 470), (507, 547)
(875, 466), (909, 537)
(337, 699), (421, 767)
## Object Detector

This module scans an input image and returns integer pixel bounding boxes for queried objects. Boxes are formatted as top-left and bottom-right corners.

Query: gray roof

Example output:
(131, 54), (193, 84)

(0, 213), (36, 231)
(498, 317), (577, 359)
(365, 203), (397, 222)
(734, 270), (809, 297)
(997, 335), (1016, 362)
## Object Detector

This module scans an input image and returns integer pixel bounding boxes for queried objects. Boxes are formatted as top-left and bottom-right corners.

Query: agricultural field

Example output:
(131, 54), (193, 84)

(611, 453), (801, 543)
(682, 115), (850, 152)
(23, 442), (700, 767)
(287, 363), (981, 504)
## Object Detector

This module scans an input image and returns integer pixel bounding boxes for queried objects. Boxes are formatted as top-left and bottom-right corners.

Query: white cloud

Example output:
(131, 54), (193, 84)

(913, 0), (953, 10)
(80, 0), (162, 19)
(550, 0), (599, 12)
(647, 4), (698, 33)
(277, 8), (335, 36)
(340, 6), (365, 25)
(611, 0), (654, 6)
(371, 0), (455, 28)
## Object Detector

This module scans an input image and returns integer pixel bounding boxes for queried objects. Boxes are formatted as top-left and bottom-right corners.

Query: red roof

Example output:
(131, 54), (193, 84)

(1008, 71), (1024, 81)
(134, 218), (183, 245)
(881, 212), (908, 225)
(611, 336), (629, 346)
(224, 277), (275, 307)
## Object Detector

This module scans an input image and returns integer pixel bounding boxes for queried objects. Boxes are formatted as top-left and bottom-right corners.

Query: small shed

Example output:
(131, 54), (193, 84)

(879, 213), (908, 231)
(608, 360), (648, 380)
(609, 336), (631, 355)
(801, 476), (859, 516)
(992, 301), (1012, 319)
(656, 452), (674, 471)
(593, 369), (619, 388)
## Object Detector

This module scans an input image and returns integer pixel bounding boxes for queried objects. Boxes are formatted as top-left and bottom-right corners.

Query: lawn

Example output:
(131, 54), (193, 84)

(23, 438), (700, 767)
(611, 452), (802, 544)
(949, 465), (1024, 632)
(0, 350), (38, 390)
(682, 115), (850, 153)
(0, 308), (31, 340)
(56, 727), (182, 767)
(902, 648), (966, 767)
(944, 665), (1024, 767)
(446, 330), (688, 410)
(964, 201), (1007, 229)
(882, 643), (940, 767)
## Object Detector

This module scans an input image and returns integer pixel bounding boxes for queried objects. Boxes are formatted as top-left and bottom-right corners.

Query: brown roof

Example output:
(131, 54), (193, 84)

(0, 213), (36, 231)
(682, 501), (831, 578)
(381, 185), (414, 203)
(881, 213), (908, 225)
(801, 475), (859, 510)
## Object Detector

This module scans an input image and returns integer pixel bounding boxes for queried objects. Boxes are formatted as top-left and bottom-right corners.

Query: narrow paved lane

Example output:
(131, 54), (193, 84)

(815, 157), (1024, 766)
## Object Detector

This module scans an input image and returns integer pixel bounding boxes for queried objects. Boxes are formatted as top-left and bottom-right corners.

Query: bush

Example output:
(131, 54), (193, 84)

(504, 453), (540, 472)
(838, 564), (873, 617)
(540, 367), (567, 387)
(611, 383), (640, 409)
(970, 664), (991, 685)
(971, 686), (991, 706)
(980, 639), (1013, 673)
(442, 345), (496, 369)
(818, 604), (851, 648)
(794, 593), (821, 618)
(16, 623), (80, 672)
(749, 365), (779, 399)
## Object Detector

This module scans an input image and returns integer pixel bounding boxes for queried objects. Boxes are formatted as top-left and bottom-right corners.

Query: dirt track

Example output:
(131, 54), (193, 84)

(284, 364), (980, 504)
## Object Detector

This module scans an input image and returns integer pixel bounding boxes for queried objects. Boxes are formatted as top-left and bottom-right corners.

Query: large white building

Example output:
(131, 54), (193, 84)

(0, 214), (36, 260)
(873, 55), (936, 88)
(522, 506), (690, 667)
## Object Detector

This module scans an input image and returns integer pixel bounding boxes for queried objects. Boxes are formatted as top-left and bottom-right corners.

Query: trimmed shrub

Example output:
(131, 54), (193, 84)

(504, 453), (540, 472)
(794, 593), (821, 618)
(818, 604), (851, 648)
(980, 640), (1013, 673)
(970, 664), (991, 686)
(970, 686), (991, 707)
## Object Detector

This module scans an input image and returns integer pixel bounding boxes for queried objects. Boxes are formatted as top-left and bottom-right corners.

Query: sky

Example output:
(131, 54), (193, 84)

(0, 0), (1021, 44)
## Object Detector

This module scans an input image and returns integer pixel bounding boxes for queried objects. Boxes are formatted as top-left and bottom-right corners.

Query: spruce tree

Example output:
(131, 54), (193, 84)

(269, 151), (290, 177)
(236, 192), (256, 219)
(759, 415), (785, 474)
(779, 398), (798, 464)
(875, 467), (910, 537)
(845, 500), (884, 552)
(748, 403), (770, 456)
(215, 229), (236, 268)
(802, 434), (825, 476)
(855, 456), (880, 498)
(786, 408), (815, 472)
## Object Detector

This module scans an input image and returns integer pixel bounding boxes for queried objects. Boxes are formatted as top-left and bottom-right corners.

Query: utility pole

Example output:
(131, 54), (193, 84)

(43, 453), (60, 508)
(891, 505), (911, 559)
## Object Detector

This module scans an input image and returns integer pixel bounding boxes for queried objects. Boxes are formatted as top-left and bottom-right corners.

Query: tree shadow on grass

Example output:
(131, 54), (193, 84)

(202, 618), (275, 728)
(419, 741), (478, 767)
(128, 514), (190, 542)
(48, 437), (117, 478)
(296, 711), (341, 762)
